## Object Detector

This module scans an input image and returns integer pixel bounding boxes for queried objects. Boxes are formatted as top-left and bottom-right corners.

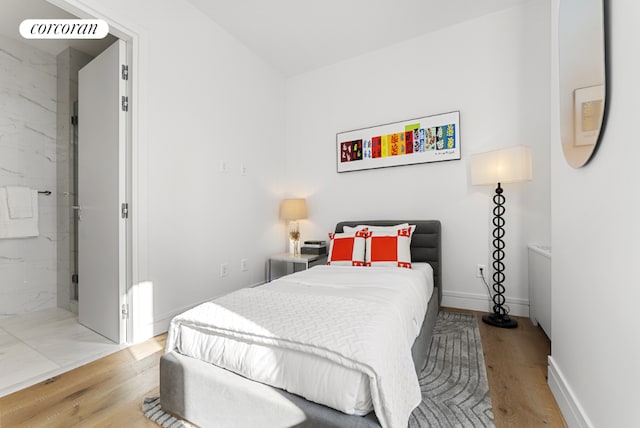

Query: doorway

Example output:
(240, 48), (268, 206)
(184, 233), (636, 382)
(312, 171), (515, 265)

(0, 0), (134, 396)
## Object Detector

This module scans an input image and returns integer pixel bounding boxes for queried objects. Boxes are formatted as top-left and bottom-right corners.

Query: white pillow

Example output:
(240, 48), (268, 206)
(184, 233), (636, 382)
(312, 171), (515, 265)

(343, 223), (410, 233)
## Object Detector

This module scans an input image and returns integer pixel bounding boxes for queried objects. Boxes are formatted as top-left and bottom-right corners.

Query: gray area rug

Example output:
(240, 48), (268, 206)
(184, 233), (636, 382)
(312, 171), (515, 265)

(143, 312), (493, 427)
(143, 397), (195, 428)
(409, 312), (494, 427)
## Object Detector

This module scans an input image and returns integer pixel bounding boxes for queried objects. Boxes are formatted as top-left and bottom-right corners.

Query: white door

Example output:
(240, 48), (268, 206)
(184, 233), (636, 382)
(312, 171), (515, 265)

(78, 40), (127, 344)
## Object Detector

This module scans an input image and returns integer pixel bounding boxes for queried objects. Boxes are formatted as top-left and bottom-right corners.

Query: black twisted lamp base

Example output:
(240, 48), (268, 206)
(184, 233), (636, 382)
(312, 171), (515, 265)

(482, 183), (518, 329)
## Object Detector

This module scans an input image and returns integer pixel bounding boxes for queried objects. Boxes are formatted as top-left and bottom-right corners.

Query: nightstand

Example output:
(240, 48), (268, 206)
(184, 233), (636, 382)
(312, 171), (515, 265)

(267, 253), (327, 282)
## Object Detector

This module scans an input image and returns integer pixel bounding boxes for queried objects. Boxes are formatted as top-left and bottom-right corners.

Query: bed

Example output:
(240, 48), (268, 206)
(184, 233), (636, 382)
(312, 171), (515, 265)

(160, 220), (441, 428)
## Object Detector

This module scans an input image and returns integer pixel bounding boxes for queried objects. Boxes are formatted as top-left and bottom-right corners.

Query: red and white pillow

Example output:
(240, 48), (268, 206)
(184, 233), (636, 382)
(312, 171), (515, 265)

(365, 226), (413, 268)
(327, 228), (369, 266)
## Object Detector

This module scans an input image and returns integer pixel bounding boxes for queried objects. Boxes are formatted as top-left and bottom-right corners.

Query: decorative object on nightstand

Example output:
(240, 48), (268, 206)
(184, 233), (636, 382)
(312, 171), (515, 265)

(301, 240), (327, 255)
(471, 145), (533, 329)
(279, 198), (307, 256)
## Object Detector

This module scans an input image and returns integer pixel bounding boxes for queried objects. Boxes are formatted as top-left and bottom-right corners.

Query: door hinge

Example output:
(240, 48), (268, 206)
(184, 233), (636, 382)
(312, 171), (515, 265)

(121, 303), (129, 319)
(121, 202), (129, 219)
(121, 96), (129, 112)
(71, 115), (78, 125)
(121, 64), (129, 80)
(72, 273), (78, 284)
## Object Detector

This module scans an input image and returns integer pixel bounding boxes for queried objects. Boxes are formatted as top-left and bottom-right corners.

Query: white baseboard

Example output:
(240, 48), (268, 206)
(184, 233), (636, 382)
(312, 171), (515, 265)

(151, 298), (219, 337)
(441, 290), (529, 317)
(152, 306), (189, 337)
(149, 281), (265, 338)
(547, 356), (593, 428)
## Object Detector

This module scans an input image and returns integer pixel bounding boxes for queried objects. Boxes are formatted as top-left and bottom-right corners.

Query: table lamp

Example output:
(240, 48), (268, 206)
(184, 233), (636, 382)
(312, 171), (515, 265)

(279, 198), (308, 256)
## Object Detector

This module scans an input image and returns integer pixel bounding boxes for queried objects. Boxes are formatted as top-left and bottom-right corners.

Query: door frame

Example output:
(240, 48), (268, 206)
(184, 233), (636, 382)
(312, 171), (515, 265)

(50, 0), (145, 343)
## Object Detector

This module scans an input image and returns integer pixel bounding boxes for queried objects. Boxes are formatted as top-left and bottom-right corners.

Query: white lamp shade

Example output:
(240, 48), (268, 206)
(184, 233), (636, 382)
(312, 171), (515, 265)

(279, 198), (308, 221)
(471, 145), (533, 185)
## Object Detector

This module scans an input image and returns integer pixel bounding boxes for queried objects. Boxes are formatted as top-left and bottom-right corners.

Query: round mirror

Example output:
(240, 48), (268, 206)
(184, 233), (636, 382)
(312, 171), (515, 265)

(558, 0), (606, 168)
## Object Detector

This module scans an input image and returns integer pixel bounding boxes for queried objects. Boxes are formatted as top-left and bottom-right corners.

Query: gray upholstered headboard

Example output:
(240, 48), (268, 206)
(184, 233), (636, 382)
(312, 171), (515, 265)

(334, 220), (442, 304)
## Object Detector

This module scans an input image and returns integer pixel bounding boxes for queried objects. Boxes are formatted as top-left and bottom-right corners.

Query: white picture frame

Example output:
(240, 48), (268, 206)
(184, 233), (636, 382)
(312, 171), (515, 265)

(574, 85), (604, 147)
(336, 111), (461, 173)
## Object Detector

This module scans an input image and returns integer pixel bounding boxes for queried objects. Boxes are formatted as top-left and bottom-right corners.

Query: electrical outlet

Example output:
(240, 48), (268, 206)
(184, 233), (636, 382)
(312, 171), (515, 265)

(476, 264), (486, 278)
(240, 258), (248, 272)
(240, 164), (248, 176)
(220, 263), (229, 277)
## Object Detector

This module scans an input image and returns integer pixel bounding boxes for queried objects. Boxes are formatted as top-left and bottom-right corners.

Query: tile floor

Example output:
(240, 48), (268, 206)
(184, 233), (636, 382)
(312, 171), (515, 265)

(0, 307), (124, 397)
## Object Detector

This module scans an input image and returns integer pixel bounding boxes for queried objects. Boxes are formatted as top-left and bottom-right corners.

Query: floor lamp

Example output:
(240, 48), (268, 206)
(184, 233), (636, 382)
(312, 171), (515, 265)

(471, 146), (532, 328)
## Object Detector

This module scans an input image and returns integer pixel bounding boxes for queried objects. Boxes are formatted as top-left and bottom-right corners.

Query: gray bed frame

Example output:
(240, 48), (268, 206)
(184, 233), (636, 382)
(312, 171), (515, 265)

(160, 220), (441, 427)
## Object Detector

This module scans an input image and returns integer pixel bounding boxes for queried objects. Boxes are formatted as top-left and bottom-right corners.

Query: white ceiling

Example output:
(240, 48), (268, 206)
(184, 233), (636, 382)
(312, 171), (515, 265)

(185, 0), (530, 76)
(1, 0), (528, 73)
(0, 0), (116, 58)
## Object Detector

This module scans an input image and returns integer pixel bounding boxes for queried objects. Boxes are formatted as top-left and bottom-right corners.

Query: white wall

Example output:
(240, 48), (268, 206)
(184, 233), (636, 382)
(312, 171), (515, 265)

(0, 35), (57, 317)
(64, 0), (287, 336)
(550, 1), (640, 426)
(284, 2), (551, 315)
(56, 0), (554, 340)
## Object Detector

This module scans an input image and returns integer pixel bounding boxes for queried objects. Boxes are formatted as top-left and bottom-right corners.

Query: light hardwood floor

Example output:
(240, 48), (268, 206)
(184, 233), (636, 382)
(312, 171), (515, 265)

(0, 309), (566, 427)
(448, 308), (566, 427)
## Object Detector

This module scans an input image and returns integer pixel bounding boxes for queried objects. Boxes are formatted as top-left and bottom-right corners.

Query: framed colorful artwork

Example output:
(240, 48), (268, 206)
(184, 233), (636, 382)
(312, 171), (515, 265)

(336, 111), (460, 173)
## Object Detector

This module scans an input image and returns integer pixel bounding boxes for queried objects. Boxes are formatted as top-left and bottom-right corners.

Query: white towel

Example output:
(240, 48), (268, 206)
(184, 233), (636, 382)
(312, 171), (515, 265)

(6, 186), (33, 218)
(0, 188), (39, 239)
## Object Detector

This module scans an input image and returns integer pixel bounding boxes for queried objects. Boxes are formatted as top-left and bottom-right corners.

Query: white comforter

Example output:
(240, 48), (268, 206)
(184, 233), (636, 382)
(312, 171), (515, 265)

(166, 264), (433, 428)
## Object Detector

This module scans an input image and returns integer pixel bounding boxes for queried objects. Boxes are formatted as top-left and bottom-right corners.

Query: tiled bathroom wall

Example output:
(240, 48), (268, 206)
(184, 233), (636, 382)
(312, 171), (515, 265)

(0, 35), (57, 318)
